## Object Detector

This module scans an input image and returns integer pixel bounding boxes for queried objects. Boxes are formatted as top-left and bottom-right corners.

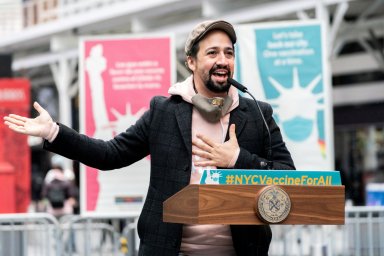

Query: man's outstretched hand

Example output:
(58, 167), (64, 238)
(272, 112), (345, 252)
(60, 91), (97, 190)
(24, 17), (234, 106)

(3, 102), (54, 138)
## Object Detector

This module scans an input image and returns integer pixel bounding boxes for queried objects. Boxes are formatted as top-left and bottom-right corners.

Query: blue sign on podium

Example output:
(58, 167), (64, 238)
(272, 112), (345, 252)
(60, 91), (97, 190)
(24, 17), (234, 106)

(200, 170), (341, 186)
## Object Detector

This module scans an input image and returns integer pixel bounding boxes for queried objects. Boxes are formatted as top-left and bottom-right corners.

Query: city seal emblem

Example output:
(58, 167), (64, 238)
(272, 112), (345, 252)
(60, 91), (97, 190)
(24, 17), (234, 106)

(255, 186), (291, 224)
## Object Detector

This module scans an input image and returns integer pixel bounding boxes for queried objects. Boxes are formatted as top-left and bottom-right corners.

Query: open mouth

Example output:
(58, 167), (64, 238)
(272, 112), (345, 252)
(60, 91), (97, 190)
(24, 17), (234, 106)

(211, 70), (229, 82)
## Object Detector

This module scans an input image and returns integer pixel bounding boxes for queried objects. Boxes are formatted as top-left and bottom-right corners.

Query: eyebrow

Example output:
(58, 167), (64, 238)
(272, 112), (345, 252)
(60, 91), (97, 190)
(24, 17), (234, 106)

(204, 46), (234, 52)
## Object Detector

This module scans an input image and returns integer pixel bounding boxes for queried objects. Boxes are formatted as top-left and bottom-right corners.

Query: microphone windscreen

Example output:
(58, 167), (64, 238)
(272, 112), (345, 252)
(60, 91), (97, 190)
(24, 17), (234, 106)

(228, 77), (248, 92)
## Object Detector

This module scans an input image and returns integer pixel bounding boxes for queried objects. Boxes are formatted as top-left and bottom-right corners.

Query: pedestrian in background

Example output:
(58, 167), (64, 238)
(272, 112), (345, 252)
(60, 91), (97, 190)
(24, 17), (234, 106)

(41, 155), (78, 219)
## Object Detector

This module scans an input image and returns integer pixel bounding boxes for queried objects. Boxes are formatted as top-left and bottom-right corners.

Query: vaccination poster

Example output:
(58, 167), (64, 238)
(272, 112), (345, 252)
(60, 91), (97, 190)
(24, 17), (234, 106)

(235, 21), (334, 170)
(79, 34), (174, 215)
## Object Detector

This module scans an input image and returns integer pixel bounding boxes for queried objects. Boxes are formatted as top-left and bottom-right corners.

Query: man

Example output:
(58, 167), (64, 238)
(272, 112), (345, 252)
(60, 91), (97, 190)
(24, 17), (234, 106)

(4, 20), (295, 255)
(42, 161), (77, 218)
(42, 155), (78, 218)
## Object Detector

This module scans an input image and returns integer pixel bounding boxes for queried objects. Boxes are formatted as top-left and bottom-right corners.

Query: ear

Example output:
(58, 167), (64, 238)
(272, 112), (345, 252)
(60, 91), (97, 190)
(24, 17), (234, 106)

(186, 56), (196, 72)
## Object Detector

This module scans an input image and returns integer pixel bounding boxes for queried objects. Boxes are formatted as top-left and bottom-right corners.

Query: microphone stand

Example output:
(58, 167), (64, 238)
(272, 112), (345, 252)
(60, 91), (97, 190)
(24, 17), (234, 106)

(228, 78), (273, 170)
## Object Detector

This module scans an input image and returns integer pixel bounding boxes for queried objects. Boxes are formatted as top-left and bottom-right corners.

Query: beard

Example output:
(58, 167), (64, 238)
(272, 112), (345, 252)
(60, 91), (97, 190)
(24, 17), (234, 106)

(204, 65), (231, 93)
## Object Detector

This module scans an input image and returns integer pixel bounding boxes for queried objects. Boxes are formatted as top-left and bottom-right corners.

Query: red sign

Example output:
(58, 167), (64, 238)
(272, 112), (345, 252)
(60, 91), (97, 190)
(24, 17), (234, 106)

(0, 79), (30, 213)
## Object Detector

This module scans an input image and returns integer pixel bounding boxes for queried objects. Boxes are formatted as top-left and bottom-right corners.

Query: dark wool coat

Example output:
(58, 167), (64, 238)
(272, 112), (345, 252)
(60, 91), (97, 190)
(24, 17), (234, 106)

(44, 94), (295, 256)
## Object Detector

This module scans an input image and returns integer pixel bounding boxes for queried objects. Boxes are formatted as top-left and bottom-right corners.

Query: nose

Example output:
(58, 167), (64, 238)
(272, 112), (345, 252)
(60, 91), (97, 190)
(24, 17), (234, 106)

(216, 52), (228, 65)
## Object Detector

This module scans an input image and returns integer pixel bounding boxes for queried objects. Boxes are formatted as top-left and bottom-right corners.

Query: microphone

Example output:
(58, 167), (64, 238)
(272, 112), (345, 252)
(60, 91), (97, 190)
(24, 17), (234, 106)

(227, 77), (273, 170)
(227, 77), (248, 93)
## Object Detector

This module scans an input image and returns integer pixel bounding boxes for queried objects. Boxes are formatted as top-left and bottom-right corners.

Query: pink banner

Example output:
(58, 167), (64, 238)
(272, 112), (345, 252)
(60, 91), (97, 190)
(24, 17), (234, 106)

(81, 36), (173, 213)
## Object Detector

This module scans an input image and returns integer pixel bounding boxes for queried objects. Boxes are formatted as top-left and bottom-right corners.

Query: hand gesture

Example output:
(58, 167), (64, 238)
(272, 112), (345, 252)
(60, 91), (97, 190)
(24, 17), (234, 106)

(3, 102), (54, 138)
(192, 124), (239, 168)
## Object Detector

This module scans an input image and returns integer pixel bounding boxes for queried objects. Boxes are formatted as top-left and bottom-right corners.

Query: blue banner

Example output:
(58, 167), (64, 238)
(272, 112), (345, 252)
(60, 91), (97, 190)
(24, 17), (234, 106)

(235, 21), (333, 171)
(200, 170), (341, 186)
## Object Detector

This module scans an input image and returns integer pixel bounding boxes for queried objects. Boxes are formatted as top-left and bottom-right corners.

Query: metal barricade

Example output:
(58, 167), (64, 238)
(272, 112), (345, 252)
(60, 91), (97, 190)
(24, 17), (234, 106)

(270, 206), (384, 256)
(0, 213), (62, 256)
(343, 206), (384, 256)
(58, 213), (139, 256)
(0, 212), (139, 256)
(2, 206), (383, 255)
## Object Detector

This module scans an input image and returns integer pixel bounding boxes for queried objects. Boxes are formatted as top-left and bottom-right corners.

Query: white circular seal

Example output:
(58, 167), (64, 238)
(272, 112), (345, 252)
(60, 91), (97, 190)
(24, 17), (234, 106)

(256, 186), (291, 224)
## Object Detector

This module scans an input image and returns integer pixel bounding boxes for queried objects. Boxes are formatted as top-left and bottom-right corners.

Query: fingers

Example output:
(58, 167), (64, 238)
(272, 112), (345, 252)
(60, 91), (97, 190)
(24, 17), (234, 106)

(4, 115), (29, 135)
(229, 124), (236, 140)
(192, 138), (213, 153)
(192, 148), (212, 159)
(194, 160), (214, 167)
(6, 114), (27, 122)
(33, 101), (46, 115)
(195, 134), (215, 147)
(4, 115), (26, 126)
(3, 121), (27, 134)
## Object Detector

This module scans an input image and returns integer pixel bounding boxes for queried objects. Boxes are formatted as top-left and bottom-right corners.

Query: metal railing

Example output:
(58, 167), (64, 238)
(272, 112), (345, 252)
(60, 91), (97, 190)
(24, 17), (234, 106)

(58, 213), (138, 256)
(0, 213), (61, 256)
(0, 212), (138, 256)
(344, 206), (384, 256)
(270, 206), (384, 256)
(1, 206), (384, 256)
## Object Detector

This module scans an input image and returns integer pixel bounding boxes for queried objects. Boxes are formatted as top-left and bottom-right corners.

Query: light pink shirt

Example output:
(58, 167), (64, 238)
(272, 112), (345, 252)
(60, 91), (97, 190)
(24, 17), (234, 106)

(169, 76), (239, 256)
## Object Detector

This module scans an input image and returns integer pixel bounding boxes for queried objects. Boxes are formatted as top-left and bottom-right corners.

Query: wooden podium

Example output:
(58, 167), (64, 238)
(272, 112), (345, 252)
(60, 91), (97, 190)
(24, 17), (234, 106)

(163, 184), (345, 225)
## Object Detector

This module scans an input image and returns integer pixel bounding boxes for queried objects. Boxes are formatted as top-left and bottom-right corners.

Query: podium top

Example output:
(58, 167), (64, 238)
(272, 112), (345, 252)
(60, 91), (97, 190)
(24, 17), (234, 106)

(163, 184), (345, 225)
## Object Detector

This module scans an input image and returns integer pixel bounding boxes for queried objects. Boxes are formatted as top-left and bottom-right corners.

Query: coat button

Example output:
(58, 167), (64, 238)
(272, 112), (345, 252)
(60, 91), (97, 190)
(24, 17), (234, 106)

(183, 166), (190, 172)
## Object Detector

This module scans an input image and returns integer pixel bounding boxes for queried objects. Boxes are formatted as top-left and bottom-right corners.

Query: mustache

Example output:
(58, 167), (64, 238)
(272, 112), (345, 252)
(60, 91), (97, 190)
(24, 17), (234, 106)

(209, 64), (231, 76)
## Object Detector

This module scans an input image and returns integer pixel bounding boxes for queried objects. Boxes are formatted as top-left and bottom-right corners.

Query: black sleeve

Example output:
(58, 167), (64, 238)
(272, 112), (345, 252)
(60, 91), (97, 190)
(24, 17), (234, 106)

(43, 98), (156, 170)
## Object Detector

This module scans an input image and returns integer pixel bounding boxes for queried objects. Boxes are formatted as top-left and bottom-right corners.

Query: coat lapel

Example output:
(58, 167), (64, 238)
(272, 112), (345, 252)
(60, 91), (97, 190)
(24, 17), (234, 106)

(227, 97), (247, 141)
(175, 100), (193, 156)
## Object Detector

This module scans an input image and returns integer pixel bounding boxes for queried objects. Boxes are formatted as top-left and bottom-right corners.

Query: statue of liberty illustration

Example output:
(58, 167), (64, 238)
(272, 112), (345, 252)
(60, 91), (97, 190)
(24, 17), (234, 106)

(267, 67), (327, 170)
(204, 170), (222, 184)
(85, 44), (149, 212)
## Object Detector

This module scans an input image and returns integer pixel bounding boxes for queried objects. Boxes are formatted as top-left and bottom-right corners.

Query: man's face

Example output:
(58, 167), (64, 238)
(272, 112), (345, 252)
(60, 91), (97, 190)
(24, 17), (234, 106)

(187, 30), (235, 96)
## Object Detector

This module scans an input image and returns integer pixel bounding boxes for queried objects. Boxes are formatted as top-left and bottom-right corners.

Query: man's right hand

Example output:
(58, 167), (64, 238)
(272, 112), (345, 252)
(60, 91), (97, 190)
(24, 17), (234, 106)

(3, 102), (55, 138)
